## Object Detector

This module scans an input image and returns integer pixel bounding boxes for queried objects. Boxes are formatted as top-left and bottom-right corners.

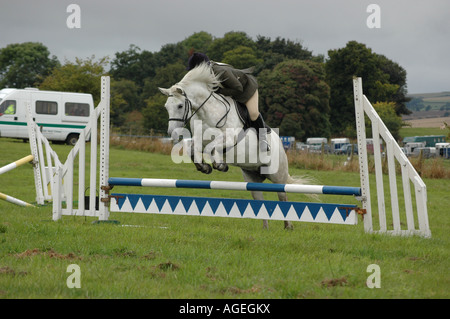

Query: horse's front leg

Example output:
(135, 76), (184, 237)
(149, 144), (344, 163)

(188, 136), (212, 174)
(204, 132), (230, 172)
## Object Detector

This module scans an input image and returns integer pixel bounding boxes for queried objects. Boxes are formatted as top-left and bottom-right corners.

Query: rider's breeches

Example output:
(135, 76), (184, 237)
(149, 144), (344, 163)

(245, 89), (260, 121)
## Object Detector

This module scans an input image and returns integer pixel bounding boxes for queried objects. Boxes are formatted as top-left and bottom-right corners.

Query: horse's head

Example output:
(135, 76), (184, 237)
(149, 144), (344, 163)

(159, 63), (221, 136)
(159, 85), (187, 136)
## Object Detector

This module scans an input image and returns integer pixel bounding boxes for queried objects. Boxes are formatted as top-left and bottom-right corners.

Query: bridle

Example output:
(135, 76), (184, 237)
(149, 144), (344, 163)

(168, 90), (231, 128)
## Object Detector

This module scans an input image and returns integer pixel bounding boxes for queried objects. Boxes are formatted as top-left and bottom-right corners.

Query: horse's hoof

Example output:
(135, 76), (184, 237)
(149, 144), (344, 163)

(212, 162), (228, 172)
(202, 165), (212, 174)
(217, 163), (228, 172)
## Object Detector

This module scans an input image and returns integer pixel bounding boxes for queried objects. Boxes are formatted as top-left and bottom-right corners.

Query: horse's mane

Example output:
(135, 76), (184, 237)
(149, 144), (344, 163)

(177, 62), (222, 92)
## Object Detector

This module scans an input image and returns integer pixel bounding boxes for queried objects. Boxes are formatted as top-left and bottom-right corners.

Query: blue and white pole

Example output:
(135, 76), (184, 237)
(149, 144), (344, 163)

(108, 177), (361, 196)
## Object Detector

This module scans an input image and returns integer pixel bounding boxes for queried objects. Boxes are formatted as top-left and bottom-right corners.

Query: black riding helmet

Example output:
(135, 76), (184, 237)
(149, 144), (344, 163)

(187, 52), (210, 70)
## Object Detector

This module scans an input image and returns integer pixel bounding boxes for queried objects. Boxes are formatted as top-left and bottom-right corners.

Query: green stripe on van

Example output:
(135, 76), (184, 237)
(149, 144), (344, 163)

(0, 121), (86, 129)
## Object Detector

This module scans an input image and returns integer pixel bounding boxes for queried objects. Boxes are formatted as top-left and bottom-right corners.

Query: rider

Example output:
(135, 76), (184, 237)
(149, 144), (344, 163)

(187, 52), (270, 151)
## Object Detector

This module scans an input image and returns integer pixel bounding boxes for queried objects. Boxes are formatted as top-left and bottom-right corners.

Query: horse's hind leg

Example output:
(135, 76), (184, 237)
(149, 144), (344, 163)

(250, 190), (269, 229)
(278, 192), (293, 230)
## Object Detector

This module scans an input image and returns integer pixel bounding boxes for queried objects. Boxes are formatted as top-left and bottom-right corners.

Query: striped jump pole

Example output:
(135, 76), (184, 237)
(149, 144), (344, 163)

(0, 192), (35, 207)
(108, 177), (362, 197)
(0, 155), (34, 175)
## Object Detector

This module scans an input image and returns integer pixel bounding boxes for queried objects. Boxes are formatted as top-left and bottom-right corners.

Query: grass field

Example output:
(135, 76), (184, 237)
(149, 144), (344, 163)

(0, 138), (449, 299)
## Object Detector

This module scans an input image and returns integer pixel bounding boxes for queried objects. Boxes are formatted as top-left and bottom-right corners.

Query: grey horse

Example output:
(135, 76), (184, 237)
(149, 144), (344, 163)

(159, 63), (308, 229)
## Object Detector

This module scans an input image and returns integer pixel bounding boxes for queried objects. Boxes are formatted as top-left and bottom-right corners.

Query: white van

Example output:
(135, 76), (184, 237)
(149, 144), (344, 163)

(306, 137), (328, 145)
(331, 138), (350, 153)
(0, 88), (94, 145)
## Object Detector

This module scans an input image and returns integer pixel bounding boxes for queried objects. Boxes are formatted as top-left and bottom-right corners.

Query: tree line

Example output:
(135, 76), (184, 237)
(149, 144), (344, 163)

(0, 31), (410, 140)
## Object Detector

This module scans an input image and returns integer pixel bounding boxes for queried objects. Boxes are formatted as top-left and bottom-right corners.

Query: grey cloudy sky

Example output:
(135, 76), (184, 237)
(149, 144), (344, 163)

(1, 0), (449, 93)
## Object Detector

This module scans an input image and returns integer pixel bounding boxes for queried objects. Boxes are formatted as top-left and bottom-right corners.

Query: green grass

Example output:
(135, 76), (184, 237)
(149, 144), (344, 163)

(0, 138), (449, 299)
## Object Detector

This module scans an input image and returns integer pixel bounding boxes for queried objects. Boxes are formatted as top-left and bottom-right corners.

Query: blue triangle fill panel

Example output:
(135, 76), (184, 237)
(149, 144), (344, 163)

(221, 199), (236, 215)
(110, 193), (358, 225)
(127, 194), (141, 210)
(207, 198), (222, 213)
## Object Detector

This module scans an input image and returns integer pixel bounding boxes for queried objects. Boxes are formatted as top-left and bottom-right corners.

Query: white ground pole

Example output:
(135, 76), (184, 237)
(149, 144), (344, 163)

(0, 155), (36, 207)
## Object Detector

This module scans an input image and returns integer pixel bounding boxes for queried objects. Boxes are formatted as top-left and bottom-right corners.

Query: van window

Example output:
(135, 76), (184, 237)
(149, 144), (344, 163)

(65, 102), (90, 117)
(36, 101), (57, 115)
(0, 100), (16, 114)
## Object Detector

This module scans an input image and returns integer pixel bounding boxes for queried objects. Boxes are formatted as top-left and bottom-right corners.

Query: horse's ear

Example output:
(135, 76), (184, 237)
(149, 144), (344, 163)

(158, 87), (170, 96)
(175, 87), (184, 95)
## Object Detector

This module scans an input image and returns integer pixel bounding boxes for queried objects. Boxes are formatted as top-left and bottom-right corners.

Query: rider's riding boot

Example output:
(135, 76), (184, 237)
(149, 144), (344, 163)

(251, 114), (271, 152)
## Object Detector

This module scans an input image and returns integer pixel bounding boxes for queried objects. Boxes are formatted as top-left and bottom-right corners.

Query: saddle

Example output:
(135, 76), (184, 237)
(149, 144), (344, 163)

(234, 100), (271, 133)
(234, 100), (252, 130)
(218, 99), (271, 154)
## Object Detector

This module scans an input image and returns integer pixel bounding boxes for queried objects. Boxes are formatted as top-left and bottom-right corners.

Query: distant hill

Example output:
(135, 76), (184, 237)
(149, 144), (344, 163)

(408, 92), (450, 99)
(406, 91), (450, 119)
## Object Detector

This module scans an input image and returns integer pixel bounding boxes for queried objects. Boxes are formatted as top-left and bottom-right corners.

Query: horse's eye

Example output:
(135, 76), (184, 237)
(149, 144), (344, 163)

(178, 104), (183, 109)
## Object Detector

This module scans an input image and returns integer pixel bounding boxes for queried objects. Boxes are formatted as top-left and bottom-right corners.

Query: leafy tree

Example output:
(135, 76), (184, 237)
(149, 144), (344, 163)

(108, 32), (319, 134)
(110, 45), (157, 89)
(181, 31), (214, 53)
(154, 42), (188, 69)
(108, 33), (409, 138)
(254, 36), (312, 74)
(369, 102), (404, 141)
(207, 31), (255, 61)
(256, 36), (312, 60)
(39, 56), (108, 105)
(110, 87), (128, 128)
(406, 98), (425, 112)
(258, 59), (331, 140)
(141, 62), (186, 100)
(142, 94), (169, 133)
(279, 113), (305, 140)
(376, 54), (410, 114)
(0, 42), (59, 88)
(110, 79), (139, 126)
(326, 41), (409, 135)
(112, 79), (139, 110)
(222, 46), (262, 69)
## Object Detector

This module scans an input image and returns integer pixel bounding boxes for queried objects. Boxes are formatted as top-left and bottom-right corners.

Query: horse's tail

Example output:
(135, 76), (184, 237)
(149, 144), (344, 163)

(286, 174), (320, 200)
(286, 174), (315, 185)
